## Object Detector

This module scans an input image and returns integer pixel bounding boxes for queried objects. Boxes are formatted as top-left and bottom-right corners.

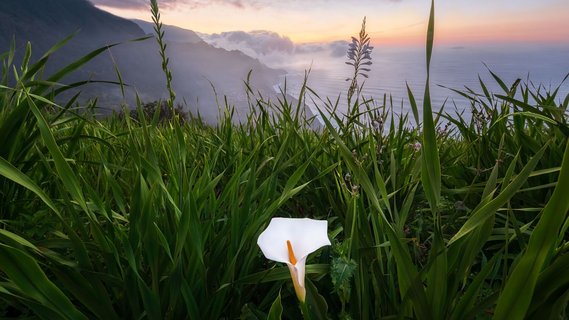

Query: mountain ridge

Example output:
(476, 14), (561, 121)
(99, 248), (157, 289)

(0, 0), (283, 123)
(132, 19), (203, 44)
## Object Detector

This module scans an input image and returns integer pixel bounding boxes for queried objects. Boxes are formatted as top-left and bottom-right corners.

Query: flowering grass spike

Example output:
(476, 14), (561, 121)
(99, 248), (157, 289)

(346, 17), (373, 101)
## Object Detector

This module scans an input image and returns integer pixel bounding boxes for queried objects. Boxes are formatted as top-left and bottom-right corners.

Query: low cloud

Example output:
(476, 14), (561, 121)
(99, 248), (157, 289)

(296, 40), (348, 58)
(200, 30), (350, 69)
(204, 30), (295, 55)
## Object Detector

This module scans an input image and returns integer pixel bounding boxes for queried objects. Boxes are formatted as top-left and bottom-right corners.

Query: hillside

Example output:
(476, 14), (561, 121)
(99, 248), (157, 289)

(0, 0), (283, 123)
(132, 19), (203, 44)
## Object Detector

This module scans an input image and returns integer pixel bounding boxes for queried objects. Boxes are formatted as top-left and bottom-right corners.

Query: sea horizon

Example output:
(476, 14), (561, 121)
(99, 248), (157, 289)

(271, 43), (569, 122)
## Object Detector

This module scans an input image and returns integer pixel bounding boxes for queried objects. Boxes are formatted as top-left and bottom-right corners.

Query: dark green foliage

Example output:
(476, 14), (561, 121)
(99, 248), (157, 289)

(119, 100), (189, 124)
(1, 1), (569, 319)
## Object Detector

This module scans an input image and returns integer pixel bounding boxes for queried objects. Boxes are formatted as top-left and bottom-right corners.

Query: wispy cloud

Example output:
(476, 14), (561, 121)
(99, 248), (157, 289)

(90, 0), (175, 9)
(90, 0), (259, 10)
(91, 0), (401, 10)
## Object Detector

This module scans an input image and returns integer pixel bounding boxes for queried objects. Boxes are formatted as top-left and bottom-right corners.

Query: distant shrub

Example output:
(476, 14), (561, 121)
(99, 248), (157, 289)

(120, 100), (188, 124)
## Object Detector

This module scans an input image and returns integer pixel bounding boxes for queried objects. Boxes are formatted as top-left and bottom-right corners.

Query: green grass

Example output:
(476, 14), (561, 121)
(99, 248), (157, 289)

(1, 1), (569, 319)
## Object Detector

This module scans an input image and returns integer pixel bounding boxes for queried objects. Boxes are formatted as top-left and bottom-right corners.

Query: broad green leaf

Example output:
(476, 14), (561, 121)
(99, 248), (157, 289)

(267, 291), (283, 320)
(0, 156), (61, 217)
(449, 143), (547, 245)
(0, 244), (87, 319)
(494, 139), (569, 319)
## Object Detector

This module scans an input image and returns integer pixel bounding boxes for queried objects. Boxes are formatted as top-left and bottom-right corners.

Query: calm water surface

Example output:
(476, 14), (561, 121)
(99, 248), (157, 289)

(277, 44), (569, 121)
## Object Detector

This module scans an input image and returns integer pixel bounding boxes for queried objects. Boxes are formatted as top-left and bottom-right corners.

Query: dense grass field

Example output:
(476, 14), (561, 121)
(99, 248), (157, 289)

(1, 1), (569, 319)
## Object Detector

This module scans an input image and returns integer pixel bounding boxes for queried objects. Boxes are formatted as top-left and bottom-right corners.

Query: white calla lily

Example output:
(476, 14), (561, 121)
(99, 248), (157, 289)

(257, 217), (331, 302)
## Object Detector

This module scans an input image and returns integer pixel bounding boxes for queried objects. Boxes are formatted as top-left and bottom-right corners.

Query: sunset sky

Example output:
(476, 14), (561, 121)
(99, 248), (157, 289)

(92, 0), (569, 46)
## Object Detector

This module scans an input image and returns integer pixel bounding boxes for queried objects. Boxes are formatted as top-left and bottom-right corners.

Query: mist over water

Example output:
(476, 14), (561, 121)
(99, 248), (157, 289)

(273, 44), (569, 121)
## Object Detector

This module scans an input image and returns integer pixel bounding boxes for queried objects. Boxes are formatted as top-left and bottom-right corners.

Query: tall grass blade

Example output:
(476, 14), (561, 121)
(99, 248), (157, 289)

(0, 244), (87, 319)
(494, 139), (569, 319)
(421, 0), (441, 215)
(0, 156), (60, 216)
(267, 291), (283, 320)
(449, 143), (548, 244)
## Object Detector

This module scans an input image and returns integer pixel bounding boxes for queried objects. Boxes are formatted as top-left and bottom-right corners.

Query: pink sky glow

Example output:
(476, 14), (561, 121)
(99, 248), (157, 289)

(96, 0), (569, 46)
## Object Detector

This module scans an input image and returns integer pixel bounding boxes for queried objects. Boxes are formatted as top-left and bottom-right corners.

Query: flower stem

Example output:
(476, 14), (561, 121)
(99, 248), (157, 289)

(300, 301), (312, 320)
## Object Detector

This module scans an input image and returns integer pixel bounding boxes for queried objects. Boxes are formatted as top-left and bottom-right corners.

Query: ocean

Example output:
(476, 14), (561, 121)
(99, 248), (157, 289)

(275, 44), (569, 121)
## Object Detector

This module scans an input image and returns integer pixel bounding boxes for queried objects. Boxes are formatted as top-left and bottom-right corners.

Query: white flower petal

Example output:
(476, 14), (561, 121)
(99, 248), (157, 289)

(257, 218), (330, 264)
(294, 257), (307, 288)
(287, 256), (307, 302)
